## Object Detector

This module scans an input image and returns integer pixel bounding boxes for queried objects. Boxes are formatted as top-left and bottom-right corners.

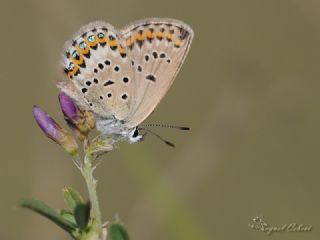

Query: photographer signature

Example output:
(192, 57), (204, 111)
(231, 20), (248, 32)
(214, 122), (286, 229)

(248, 216), (312, 235)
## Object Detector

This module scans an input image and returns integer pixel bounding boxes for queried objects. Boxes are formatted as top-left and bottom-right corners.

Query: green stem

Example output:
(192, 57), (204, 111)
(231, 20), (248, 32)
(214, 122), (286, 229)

(81, 155), (102, 238)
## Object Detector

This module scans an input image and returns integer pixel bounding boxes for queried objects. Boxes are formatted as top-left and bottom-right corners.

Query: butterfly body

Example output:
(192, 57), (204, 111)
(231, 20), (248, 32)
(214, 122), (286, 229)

(95, 116), (142, 143)
(58, 18), (193, 144)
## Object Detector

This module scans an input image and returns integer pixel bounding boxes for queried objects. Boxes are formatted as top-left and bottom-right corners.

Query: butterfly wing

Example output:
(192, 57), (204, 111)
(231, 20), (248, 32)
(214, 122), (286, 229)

(120, 18), (194, 128)
(58, 21), (135, 121)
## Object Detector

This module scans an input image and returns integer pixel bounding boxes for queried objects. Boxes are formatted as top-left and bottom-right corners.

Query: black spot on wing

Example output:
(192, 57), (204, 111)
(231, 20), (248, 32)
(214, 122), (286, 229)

(84, 52), (91, 59)
(146, 74), (156, 82)
(152, 51), (158, 59)
(81, 88), (87, 93)
(90, 44), (98, 50)
(104, 80), (114, 86)
(98, 63), (104, 70)
(79, 61), (86, 68)
(100, 42), (107, 47)
(123, 77), (129, 83)
(114, 66), (120, 72)
(110, 45), (118, 51)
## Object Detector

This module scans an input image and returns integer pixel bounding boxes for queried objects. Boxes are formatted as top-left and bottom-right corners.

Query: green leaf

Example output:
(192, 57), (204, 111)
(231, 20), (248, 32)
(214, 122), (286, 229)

(59, 209), (77, 225)
(21, 199), (77, 233)
(63, 187), (84, 211)
(74, 201), (91, 230)
(109, 223), (130, 240)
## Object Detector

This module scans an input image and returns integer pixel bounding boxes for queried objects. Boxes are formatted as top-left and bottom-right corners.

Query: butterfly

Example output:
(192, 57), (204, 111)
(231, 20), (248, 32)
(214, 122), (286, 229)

(58, 18), (194, 144)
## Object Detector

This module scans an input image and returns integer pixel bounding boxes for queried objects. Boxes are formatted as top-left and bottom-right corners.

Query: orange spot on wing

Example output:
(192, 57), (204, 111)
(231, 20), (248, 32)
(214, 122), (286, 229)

(174, 39), (183, 46)
(126, 36), (135, 47)
(119, 46), (126, 54)
(71, 54), (84, 65)
(157, 31), (164, 38)
(126, 38), (131, 46)
(97, 34), (107, 44)
(109, 40), (117, 47)
(167, 33), (174, 41)
(134, 32), (141, 41)
(67, 71), (73, 77)
(67, 61), (79, 77)
(146, 30), (154, 39)
(76, 44), (90, 56)
(137, 31), (146, 41)
(75, 57), (85, 66)
(87, 38), (98, 48)
(85, 39), (95, 49)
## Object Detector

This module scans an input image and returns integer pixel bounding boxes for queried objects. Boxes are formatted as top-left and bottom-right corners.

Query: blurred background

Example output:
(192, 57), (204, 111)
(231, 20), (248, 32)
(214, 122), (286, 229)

(0, 0), (320, 239)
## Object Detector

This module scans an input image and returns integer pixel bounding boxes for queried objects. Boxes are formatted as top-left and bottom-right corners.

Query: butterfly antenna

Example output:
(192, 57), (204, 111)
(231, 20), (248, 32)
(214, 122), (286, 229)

(142, 123), (190, 131)
(139, 128), (175, 147)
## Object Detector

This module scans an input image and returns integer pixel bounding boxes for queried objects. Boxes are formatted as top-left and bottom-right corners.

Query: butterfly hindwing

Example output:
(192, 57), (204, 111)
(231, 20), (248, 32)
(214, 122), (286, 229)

(59, 21), (135, 121)
(120, 18), (194, 128)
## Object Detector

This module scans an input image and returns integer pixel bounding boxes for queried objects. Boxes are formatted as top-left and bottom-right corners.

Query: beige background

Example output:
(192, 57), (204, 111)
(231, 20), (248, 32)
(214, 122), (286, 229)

(0, 0), (319, 239)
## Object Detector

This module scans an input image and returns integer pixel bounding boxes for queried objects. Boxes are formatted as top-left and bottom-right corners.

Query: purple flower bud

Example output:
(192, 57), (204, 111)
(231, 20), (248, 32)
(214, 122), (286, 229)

(33, 106), (78, 156)
(33, 106), (63, 142)
(58, 92), (79, 122)
(58, 92), (96, 139)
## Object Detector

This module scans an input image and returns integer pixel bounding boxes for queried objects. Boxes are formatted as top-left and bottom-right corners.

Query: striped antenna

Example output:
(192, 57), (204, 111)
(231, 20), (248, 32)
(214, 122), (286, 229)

(141, 123), (190, 130)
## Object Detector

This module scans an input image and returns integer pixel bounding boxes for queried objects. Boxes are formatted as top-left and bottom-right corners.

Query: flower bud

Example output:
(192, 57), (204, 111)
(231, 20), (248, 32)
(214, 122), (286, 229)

(58, 92), (95, 140)
(33, 106), (78, 156)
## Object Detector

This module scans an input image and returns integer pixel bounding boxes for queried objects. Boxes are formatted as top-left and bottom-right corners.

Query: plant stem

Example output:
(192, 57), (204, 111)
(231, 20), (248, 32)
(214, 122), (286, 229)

(81, 155), (102, 238)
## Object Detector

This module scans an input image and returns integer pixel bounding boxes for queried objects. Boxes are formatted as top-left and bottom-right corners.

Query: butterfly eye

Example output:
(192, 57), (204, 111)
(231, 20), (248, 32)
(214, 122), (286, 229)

(88, 35), (95, 42)
(132, 128), (139, 138)
(79, 41), (87, 49)
(97, 32), (105, 39)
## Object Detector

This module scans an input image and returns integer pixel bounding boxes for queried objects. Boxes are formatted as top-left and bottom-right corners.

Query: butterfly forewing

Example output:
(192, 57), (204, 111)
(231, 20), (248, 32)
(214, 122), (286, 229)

(59, 21), (135, 121)
(120, 18), (194, 128)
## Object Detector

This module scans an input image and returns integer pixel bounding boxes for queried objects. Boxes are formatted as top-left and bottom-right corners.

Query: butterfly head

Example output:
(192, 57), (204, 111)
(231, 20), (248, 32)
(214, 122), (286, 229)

(128, 127), (143, 144)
